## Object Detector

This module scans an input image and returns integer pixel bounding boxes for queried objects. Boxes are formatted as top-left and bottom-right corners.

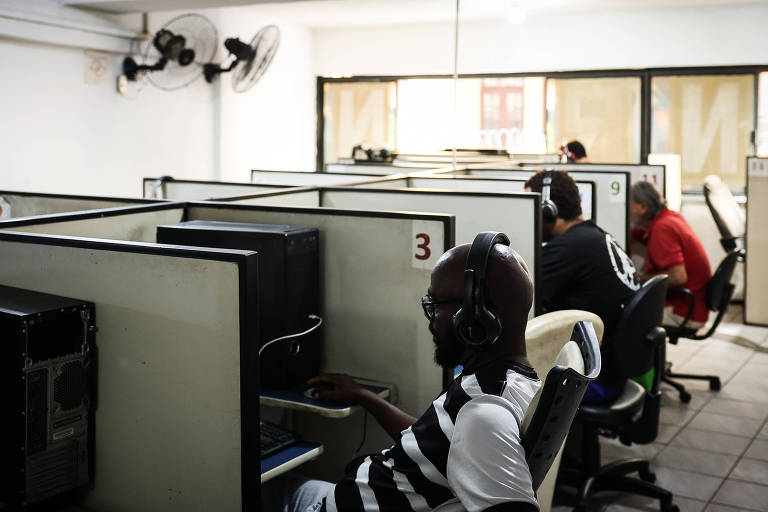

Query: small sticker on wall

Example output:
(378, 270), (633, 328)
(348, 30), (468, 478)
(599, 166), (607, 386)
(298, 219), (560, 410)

(85, 52), (110, 85)
(412, 221), (442, 270)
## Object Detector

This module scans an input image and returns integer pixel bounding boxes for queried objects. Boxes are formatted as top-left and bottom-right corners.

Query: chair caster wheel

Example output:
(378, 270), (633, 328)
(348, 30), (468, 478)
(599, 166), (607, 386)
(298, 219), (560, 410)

(662, 504), (679, 512)
(679, 391), (691, 403)
(710, 378), (721, 391)
(639, 469), (656, 483)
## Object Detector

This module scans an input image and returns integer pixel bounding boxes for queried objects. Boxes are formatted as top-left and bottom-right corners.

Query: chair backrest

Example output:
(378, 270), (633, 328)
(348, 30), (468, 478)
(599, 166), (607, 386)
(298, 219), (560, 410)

(522, 320), (601, 491)
(525, 310), (604, 385)
(704, 174), (745, 251)
(605, 276), (668, 380)
(706, 249), (743, 312)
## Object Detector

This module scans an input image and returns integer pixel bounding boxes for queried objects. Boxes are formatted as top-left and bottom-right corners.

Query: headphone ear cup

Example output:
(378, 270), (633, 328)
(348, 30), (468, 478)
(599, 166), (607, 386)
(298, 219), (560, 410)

(542, 199), (558, 223)
(452, 304), (502, 347)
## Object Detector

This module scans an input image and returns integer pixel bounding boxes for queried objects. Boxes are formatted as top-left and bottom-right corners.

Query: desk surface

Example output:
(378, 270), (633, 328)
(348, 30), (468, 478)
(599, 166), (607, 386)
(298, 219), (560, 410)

(260, 382), (391, 418)
(261, 442), (324, 483)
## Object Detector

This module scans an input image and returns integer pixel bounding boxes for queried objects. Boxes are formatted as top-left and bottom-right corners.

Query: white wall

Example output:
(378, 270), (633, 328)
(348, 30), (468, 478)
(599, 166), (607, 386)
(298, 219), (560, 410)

(0, 3), (315, 197)
(313, 3), (768, 76)
(216, 8), (316, 181)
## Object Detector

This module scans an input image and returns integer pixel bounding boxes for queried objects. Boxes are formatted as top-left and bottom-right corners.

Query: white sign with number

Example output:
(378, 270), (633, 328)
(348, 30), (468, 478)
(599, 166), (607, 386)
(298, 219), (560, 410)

(412, 221), (442, 270)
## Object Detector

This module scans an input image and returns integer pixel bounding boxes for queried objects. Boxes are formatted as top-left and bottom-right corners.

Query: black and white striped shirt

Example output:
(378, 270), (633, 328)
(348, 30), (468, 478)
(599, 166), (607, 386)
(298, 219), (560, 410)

(322, 364), (541, 512)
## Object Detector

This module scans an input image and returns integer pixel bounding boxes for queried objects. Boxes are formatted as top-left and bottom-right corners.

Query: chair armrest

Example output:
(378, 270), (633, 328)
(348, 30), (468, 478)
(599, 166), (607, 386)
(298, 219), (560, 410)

(672, 287), (695, 329)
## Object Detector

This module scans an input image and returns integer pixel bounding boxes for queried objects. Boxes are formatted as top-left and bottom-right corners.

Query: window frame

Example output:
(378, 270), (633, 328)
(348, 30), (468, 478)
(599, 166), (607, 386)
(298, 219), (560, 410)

(317, 66), (768, 190)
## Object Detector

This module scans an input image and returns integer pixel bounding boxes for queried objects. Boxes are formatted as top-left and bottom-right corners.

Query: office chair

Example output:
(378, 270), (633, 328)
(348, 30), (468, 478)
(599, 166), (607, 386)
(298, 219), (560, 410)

(559, 276), (679, 512)
(703, 175), (745, 253)
(431, 314), (603, 512)
(663, 248), (744, 403)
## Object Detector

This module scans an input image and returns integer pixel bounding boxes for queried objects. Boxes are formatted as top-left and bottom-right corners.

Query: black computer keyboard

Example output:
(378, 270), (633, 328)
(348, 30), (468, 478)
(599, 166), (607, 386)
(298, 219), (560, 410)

(260, 421), (300, 459)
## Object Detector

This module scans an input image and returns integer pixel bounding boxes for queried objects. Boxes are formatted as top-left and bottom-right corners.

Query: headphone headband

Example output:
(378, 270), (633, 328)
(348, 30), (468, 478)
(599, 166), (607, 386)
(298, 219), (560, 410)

(453, 232), (510, 347)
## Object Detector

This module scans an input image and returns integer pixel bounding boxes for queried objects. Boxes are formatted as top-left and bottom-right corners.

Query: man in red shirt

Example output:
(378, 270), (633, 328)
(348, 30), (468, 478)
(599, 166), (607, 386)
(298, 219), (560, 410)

(630, 182), (712, 328)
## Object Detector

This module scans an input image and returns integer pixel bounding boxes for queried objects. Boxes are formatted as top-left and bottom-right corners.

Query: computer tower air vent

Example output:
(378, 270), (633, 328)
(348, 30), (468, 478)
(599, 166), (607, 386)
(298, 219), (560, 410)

(53, 361), (87, 412)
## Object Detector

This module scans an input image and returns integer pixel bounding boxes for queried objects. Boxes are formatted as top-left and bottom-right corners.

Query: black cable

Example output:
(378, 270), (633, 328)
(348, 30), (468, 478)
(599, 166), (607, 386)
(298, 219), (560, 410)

(353, 410), (368, 456)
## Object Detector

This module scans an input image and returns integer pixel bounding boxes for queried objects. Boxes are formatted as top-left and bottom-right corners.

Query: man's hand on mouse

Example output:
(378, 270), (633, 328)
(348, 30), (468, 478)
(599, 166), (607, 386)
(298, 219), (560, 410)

(307, 373), (368, 404)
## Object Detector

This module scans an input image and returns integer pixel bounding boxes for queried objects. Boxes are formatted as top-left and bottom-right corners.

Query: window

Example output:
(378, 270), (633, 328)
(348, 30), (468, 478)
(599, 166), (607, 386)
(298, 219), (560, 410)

(757, 72), (768, 157)
(546, 77), (641, 163)
(322, 81), (397, 167)
(651, 74), (754, 191)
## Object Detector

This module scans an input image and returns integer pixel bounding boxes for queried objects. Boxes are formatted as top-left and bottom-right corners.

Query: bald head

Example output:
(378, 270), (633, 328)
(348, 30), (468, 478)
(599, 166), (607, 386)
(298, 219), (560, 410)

(429, 241), (533, 360)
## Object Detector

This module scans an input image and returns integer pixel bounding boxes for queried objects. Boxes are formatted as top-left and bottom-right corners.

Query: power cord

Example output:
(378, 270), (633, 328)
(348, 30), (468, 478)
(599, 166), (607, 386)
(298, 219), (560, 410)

(353, 410), (368, 457)
(258, 314), (323, 357)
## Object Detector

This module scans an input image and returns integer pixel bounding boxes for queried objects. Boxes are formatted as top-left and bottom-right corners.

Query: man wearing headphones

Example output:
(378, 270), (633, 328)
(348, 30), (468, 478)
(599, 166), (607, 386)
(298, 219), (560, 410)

(265, 233), (541, 512)
(559, 140), (589, 163)
(525, 170), (639, 403)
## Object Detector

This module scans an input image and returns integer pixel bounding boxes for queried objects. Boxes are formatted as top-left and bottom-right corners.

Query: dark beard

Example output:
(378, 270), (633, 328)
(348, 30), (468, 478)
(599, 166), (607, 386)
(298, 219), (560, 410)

(433, 331), (465, 369)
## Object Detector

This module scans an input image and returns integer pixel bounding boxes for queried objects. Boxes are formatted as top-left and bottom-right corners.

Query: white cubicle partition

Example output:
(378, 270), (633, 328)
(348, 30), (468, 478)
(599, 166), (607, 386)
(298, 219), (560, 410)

(6, 200), (455, 483)
(142, 177), (292, 201)
(401, 175), (596, 221)
(0, 222), (258, 512)
(251, 169), (394, 186)
(325, 161), (445, 174)
(0, 190), (157, 219)
(228, 187), (541, 316)
(515, 162), (666, 196)
(455, 167), (630, 249)
(746, 157), (768, 325)
(648, 154), (682, 211)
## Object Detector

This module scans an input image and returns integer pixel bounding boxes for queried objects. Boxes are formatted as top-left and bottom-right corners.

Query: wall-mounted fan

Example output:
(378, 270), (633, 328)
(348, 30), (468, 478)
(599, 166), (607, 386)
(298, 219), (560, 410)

(122, 13), (218, 91)
(203, 25), (280, 93)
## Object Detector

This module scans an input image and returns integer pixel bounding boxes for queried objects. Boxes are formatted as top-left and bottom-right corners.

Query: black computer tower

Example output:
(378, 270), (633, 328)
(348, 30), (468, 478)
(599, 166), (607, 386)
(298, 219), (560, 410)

(156, 220), (321, 389)
(0, 285), (95, 508)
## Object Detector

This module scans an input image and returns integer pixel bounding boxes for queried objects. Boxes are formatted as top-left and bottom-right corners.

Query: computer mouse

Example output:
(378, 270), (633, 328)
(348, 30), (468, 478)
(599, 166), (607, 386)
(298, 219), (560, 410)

(303, 383), (335, 400)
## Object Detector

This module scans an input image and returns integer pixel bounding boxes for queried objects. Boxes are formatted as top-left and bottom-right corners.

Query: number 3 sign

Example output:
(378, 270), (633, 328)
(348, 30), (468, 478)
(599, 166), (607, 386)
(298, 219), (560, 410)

(412, 221), (442, 269)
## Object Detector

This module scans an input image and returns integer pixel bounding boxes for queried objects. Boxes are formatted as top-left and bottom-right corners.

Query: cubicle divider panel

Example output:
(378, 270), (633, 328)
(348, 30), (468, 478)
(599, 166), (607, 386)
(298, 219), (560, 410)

(251, 169), (385, 186)
(648, 154), (682, 211)
(0, 231), (258, 512)
(746, 157), (768, 325)
(516, 162), (666, 195)
(0, 191), (155, 219)
(319, 188), (540, 315)
(325, 162), (435, 174)
(2, 203), (186, 243)
(222, 189), (322, 207)
(351, 177), (410, 189)
(142, 178), (290, 200)
(467, 168), (630, 249)
(405, 176), (596, 222)
(186, 203), (452, 480)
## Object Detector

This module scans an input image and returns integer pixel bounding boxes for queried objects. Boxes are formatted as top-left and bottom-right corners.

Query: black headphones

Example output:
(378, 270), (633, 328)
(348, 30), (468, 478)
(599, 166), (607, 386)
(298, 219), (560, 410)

(451, 232), (510, 347)
(541, 170), (559, 223)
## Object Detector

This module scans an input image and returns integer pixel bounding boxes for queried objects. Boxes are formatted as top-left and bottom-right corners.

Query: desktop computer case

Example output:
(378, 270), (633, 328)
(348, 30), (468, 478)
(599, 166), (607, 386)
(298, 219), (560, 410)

(0, 285), (95, 508)
(157, 221), (321, 389)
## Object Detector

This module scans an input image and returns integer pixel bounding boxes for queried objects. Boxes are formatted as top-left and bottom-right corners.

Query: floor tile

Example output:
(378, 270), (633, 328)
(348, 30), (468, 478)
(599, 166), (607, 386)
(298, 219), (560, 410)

(656, 423), (682, 443)
(606, 494), (705, 512)
(705, 504), (761, 512)
(653, 445), (738, 477)
(688, 411), (763, 437)
(729, 457), (768, 485)
(743, 439), (768, 462)
(700, 398), (768, 421)
(670, 428), (751, 456)
(653, 467), (723, 501)
(660, 404), (698, 427)
(712, 479), (768, 510)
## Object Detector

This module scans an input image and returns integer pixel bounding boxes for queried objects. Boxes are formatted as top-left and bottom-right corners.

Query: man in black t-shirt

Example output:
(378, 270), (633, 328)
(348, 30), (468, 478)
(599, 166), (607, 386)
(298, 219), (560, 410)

(525, 170), (639, 402)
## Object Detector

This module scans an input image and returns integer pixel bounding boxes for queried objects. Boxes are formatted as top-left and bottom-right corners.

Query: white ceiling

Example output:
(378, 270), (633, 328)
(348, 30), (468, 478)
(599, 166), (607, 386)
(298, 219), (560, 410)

(62, 0), (768, 26)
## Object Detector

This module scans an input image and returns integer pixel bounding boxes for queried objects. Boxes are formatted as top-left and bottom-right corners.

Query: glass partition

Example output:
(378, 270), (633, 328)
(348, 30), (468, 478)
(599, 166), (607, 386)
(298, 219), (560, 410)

(546, 77), (641, 163)
(651, 74), (754, 191)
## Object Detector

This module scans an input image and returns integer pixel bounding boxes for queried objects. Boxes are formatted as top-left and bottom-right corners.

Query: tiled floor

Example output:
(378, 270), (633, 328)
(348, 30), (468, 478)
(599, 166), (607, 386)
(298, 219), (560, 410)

(555, 305), (768, 512)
